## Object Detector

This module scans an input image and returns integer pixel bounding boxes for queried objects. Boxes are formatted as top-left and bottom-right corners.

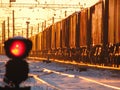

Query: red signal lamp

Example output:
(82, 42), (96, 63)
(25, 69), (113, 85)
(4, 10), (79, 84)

(10, 40), (26, 57)
(4, 36), (32, 59)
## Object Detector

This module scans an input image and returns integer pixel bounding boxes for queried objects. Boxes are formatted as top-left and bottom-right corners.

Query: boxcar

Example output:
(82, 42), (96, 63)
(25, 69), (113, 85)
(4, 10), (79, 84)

(46, 26), (52, 51)
(78, 8), (89, 63)
(42, 29), (46, 51)
(68, 12), (80, 61)
(88, 2), (104, 65)
(61, 19), (66, 49)
(35, 32), (43, 57)
(37, 32), (42, 52)
(29, 35), (37, 56)
(69, 12), (79, 49)
(108, 0), (120, 67)
(51, 24), (56, 50)
(91, 2), (103, 46)
(28, 0), (120, 68)
(79, 8), (88, 47)
(108, 0), (120, 44)
(55, 21), (61, 50)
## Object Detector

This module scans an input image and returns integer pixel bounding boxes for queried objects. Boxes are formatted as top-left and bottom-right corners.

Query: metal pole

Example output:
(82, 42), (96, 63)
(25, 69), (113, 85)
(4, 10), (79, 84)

(65, 11), (67, 17)
(52, 17), (54, 24)
(26, 21), (30, 38)
(42, 22), (44, 31)
(38, 23), (39, 33)
(12, 10), (15, 37)
(2, 21), (5, 44)
(7, 17), (9, 38)
(9, 0), (11, 7)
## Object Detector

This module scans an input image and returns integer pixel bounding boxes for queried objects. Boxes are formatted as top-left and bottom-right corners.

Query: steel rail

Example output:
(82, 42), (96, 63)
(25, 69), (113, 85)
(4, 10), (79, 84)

(29, 74), (61, 90)
(43, 68), (120, 90)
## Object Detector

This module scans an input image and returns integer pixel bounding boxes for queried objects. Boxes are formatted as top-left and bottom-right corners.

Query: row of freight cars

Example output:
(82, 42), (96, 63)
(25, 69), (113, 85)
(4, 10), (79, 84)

(29, 0), (120, 67)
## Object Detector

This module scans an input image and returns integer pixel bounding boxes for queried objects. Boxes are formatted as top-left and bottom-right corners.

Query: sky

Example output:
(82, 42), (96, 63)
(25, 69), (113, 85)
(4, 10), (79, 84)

(1, 0), (98, 4)
(0, 0), (99, 37)
(1, 0), (99, 23)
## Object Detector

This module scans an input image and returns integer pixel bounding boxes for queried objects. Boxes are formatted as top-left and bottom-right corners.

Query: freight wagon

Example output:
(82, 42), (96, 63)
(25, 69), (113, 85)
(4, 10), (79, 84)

(29, 0), (120, 67)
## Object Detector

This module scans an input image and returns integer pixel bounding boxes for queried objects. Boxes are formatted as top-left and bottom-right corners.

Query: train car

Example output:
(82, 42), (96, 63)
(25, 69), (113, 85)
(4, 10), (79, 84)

(29, 35), (37, 56)
(55, 21), (61, 50)
(69, 12), (80, 61)
(108, 0), (120, 44)
(108, 0), (120, 67)
(46, 26), (52, 51)
(60, 17), (70, 59)
(54, 21), (62, 59)
(46, 26), (52, 58)
(29, 0), (120, 68)
(51, 24), (56, 50)
(91, 2), (103, 46)
(41, 26), (51, 58)
(36, 32), (42, 57)
(61, 19), (67, 58)
(50, 23), (57, 58)
(79, 9), (88, 47)
(42, 29), (47, 52)
(61, 19), (65, 49)
(79, 8), (89, 63)
(0, 44), (4, 55)
(69, 13), (76, 49)
(88, 1), (104, 65)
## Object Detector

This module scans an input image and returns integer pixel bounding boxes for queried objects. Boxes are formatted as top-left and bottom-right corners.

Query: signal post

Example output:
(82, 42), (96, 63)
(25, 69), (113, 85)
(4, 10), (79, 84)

(0, 36), (32, 90)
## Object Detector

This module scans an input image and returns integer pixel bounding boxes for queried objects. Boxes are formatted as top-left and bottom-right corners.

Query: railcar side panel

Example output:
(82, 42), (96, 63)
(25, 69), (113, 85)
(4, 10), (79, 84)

(61, 19), (66, 48)
(65, 17), (70, 48)
(46, 26), (51, 50)
(61, 17), (70, 49)
(55, 21), (61, 49)
(31, 36), (36, 51)
(79, 9), (88, 46)
(43, 29), (47, 50)
(76, 12), (80, 48)
(30, 35), (37, 56)
(91, 2), (103, 45)
(37, 32), (42, 51)
(108, 0), (120, 44)
(51, 24), (56, 50)
(69, 13), (77, 48)
(41, 31), (44, 50)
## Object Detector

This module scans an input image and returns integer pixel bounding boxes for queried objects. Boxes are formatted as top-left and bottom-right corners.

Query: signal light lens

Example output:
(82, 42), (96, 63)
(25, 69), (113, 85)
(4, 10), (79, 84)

(4, 36), (32, 59)
(9, 40), (26, 57)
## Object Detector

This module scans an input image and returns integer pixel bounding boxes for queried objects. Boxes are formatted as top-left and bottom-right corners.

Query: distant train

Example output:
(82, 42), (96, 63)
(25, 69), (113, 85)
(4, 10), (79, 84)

(29, 0), (120, 67)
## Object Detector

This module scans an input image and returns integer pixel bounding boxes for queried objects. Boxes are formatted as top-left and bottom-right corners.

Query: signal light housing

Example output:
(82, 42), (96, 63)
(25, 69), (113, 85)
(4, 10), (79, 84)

(4, 36), (32, 59)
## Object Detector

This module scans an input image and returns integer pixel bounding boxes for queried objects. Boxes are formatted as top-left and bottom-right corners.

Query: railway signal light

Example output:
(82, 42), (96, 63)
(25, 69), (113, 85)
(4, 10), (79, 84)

(4, 36), (32, 59)
(9, 40), (26, 57)
(2, 36), (32, 89)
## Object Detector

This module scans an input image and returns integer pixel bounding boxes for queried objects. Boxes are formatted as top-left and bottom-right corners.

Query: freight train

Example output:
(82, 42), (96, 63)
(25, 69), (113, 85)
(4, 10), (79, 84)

(30, 0), (120, 67)
(29, 0), (120, 68)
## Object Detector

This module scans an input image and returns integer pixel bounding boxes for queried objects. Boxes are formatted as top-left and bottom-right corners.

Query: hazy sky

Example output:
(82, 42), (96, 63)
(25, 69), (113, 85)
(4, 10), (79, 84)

(0, 0), (99, 36)
(2, 0), (99, 6)
(0, 0), (99, 25)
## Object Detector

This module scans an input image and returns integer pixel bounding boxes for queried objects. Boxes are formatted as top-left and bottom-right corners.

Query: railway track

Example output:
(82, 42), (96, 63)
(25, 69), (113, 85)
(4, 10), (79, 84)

(28, 57), (120, 70)
(42, 68), (120, 90)
(28, 60), (120, 90)
(0, 56), (120, 90)
(29, 74), (61, 90)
